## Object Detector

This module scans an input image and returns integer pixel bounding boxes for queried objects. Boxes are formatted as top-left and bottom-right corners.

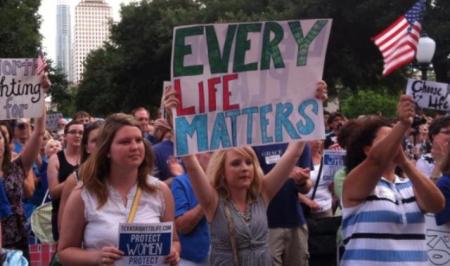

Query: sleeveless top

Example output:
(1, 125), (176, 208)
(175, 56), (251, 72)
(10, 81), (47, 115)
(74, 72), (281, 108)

(341, 176), (427, 266)
(210, 196), (272, 266)
(52, 150), (78, 214)
(81, 176), (165, 250)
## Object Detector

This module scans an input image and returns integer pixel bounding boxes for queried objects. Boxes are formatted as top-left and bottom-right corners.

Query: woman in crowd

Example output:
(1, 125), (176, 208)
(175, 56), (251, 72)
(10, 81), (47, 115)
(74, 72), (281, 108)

(299, 140), (333, 218)
(58, 120), (103, 230)
(58, 113), (180, 265)
(0, 82), (48, 260)
(163, 89), (306, 265)
(47, 119), (83, 241)
(341, 95), (445, 265)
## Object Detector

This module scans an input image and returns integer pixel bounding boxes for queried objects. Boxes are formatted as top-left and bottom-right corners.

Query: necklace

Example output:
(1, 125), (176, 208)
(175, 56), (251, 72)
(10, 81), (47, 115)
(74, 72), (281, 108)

(229, 200), (252, 223)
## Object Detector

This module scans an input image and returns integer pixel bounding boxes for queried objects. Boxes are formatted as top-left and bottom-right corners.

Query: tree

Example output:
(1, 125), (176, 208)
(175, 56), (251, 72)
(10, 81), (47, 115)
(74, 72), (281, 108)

(0, 0), (42, 57)
(341, 89), (398, 118)
(48, 66), (76, 116)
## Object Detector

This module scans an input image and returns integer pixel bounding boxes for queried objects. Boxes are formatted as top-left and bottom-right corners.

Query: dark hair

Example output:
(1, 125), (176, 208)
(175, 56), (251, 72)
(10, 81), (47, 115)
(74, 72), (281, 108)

(0, 129), (12, 176)
(327, 112), (344, 126)
(73, 111), (91, 120)
(345, 116), (390, 173)
(429, 116), (450, 141)
(337, 120), (358, 149)
(0, 122), (13, 144)
(64, 120), (84, 134)
(80, 121), (104, 163)
(81, 113), (156, 208)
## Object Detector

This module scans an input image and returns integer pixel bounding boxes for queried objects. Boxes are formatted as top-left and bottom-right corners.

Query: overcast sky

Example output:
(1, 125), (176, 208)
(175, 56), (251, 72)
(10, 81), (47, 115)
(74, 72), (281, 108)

(38, 0), (136, 61)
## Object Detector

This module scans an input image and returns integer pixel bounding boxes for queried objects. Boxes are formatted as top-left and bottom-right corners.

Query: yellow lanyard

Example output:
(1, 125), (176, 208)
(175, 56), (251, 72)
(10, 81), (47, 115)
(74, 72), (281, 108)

(127, 187), (142, 223)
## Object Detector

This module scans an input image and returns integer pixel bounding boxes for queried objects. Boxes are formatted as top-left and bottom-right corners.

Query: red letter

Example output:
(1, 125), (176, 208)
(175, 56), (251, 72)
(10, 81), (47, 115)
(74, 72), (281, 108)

(198, 81), (205, 114)
(174, 79), (195, 115)
(223, 73), (240, 111)
(208, 77), (221, 112)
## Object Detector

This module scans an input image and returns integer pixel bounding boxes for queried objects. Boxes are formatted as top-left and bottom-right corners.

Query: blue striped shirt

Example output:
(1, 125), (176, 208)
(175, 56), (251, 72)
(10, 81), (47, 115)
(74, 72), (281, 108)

(341, 176), (427, 266)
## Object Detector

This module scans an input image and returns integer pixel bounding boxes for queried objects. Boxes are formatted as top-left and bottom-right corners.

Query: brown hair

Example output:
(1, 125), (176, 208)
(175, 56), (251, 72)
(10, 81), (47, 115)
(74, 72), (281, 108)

(80, 113), (156, 208)
(207, 146), (263, 202)
(441, 144), (450, 176)
(0, 129), (12, 176)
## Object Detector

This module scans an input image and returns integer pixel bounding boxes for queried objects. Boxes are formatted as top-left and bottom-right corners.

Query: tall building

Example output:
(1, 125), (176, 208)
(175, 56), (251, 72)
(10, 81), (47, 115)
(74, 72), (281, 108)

(56, 0), (72, 81)
(73, 0), (112, 84)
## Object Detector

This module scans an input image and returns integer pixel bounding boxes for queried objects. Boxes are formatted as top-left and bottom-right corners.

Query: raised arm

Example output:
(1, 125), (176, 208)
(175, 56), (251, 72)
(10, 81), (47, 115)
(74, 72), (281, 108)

(261, 141), (305, 203)
(181, 155), (218, 222)
(343, 95), (415, 207)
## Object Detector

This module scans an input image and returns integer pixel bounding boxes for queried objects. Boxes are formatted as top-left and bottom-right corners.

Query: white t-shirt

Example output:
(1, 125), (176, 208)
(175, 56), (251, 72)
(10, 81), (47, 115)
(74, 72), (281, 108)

(307, 163), (332, 212)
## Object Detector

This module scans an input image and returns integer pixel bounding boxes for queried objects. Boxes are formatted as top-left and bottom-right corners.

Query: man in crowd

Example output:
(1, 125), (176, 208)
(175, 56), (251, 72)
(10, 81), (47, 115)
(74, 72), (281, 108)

(324, 112), (345, 149)
(131, 107), (158, 144)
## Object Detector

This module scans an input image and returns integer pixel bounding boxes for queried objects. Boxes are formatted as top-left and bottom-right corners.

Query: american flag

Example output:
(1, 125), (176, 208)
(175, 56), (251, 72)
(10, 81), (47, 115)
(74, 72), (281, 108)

(372, 0), (426, 76)
(36, 48), (48, 75)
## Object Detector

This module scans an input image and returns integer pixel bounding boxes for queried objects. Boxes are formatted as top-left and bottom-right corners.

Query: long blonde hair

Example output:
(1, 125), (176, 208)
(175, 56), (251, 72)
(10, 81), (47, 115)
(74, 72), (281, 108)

(81, 113), (156, 208)
(207, 146), (263, 202)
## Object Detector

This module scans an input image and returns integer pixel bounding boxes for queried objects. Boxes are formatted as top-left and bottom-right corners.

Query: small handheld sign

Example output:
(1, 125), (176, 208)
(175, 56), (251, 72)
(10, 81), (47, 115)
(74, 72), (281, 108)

(322, 149), (346, 185)
(406, 78), (450, 111)
(117, 222), (173, 266)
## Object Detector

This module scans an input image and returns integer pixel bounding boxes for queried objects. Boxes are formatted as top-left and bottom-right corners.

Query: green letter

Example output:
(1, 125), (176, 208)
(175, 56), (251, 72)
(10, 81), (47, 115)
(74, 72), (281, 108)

(288, 20), (328, 66)
(173, 26), (204, 77)
(206, 25), (237, 74)
(260, 22), (285, 70)
(233, 23), (262, 73)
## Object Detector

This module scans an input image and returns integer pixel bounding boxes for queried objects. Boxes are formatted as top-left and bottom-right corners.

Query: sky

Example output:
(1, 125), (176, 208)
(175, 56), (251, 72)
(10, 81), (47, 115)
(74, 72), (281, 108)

(38, 0), (136, 61)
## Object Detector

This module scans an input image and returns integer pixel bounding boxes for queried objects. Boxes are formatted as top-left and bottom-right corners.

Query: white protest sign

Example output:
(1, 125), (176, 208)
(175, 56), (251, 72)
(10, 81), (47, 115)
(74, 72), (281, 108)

(47, 112), (64, 131)
(117, 222), (173, 266)
(406, 78), (450, 111)
(171, 19), (332, 156)
(0, 58), (44, 119)
(322, 149), (346, 185)
(425, 214), (450, 265)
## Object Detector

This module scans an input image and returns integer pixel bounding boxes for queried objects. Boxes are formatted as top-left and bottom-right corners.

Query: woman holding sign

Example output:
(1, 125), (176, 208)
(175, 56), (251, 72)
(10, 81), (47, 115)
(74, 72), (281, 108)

(164, 87), (317, 266)
(0, 74), (49, 261)
(341, 95), (445, 265)
(58, 113), (180, 265)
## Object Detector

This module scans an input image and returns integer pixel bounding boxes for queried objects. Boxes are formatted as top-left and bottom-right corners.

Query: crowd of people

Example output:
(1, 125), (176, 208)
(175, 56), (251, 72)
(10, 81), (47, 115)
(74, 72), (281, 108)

(0, 73), (449, 266)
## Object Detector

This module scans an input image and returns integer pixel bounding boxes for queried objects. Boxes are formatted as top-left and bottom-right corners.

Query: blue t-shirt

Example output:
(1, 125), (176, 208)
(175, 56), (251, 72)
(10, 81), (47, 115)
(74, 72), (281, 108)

(252, 143), (313, 228)
(0, 179), (12, 218)
(436, 175), (450, 225)
(171, 174), (210, 262)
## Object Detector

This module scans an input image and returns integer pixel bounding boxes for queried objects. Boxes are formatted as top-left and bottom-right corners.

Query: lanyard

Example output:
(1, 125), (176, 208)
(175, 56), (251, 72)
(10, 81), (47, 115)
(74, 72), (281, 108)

(127, 187), (142, 223)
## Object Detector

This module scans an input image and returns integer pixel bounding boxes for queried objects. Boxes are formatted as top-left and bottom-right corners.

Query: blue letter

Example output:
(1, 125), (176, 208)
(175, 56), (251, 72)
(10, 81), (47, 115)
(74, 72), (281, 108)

(296, 99), (318, 135)
(210, 112), (232, 150)
(225, 110), (241, 146)
(275, 102), (300, 141)
(241, 106), (258, 144)
(259, 104), (273, 143)
(175, 115), (208, 155)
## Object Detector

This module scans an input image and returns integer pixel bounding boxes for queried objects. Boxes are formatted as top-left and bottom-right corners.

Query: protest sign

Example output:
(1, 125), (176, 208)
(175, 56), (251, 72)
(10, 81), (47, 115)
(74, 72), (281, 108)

(171, 19), (332, 156)
(425, 214), (450, 265)
(0, 58), (44, 119)
(46, 112), (64, 131)
(406, 78), (450, 111)
(322, 149), (346, 186)
(117, 222), (172, 266)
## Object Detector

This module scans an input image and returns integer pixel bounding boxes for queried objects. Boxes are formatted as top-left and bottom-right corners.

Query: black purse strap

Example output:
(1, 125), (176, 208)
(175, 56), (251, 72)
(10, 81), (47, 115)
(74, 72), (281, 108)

(310, 157), (324, 200)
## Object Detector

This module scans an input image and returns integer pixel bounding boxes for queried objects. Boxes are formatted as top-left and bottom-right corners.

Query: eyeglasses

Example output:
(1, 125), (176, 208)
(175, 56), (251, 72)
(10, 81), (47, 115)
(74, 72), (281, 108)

(67, 130), (84, 136)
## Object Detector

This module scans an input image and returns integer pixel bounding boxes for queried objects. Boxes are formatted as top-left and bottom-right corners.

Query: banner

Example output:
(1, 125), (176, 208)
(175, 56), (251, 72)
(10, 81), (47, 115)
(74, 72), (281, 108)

(406, 78), (450, 111)
(171, 19), (332, 156)
(117, 222), (172, 266)
(322, 149), (346, 186)
(0, 58), (44, 120)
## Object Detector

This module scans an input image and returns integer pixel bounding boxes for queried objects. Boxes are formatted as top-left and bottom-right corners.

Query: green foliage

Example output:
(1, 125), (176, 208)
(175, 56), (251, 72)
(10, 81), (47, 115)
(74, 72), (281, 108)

(73, 0), (449, 115)
(341, 89), (398, 118)
(48, 66), (75, 116)
(0, 0), (42, 57)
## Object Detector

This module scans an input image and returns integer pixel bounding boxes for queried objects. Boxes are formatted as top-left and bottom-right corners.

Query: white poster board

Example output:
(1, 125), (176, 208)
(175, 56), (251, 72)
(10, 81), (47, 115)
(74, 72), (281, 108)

(171, 19), (332, 156)
(425, 214), (450, 266)
(117, 222), (173, 266)
(0, 58), (44, 119)
(406, 78), (450, 111)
